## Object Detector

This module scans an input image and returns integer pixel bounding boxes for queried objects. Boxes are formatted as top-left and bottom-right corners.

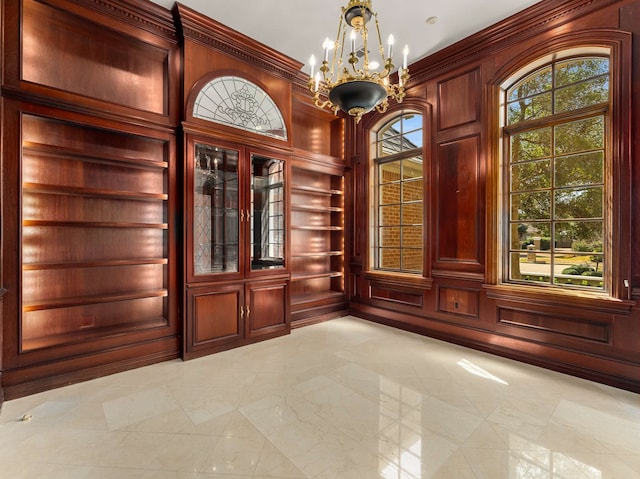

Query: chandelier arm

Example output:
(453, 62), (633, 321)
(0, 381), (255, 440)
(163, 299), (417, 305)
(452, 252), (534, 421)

(373, 13), (385, 63)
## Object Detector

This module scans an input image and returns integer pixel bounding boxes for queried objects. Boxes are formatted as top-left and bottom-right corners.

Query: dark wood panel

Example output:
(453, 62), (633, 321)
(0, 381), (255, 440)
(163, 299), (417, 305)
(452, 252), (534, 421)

(438, 68), (480, 130)
(370, 284), (423, 308)
(247, 281), (288, 337)
(438, 287), (480, 318)
(194, 290), (241, 344)
(498, 308), (611, 343)
(435, 135), (483, 266)
(22, 0), (169, 115)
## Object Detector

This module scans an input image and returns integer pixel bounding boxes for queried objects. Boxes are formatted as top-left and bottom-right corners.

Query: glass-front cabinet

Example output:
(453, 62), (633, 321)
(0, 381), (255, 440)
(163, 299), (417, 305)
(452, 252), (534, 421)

(185, 136), (289, 358)
(193, 143), (240, 275)
(250, 154), (285, 271)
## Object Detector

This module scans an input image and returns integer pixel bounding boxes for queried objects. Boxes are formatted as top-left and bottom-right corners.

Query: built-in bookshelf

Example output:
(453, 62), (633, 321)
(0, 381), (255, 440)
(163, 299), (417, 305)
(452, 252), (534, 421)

(290, 166), (347, 324)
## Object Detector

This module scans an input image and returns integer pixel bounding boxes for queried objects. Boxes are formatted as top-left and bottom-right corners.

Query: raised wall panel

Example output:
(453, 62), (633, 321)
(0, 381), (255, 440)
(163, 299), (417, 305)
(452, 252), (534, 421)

(370, 283), (423, 308)
(435, 135), (483, 266)
(437, 69), (481, 130)
(438, 287), (479, 318)
(498, 308), (611, 344)
(22, 0), (169, 116)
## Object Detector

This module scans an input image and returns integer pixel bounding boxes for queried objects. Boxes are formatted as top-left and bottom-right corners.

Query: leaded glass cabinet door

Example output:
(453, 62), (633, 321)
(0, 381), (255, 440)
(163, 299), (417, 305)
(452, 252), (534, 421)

(250, 153), (285, 272)
(193, 143), (240, 275)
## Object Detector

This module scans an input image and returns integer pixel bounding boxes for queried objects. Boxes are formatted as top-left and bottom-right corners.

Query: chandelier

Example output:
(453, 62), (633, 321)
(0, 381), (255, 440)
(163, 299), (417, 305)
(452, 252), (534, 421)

(308, 0), (409, 123)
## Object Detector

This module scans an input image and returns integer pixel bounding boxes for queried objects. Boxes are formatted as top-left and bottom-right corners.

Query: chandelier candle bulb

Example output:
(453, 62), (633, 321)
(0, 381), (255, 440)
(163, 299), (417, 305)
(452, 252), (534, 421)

(403, 45), (408, 70)
(309, 54), (316, 78)
(387, 34), (394, 59)
(323, 37), (333, 62)
(350, 30), (356, 54)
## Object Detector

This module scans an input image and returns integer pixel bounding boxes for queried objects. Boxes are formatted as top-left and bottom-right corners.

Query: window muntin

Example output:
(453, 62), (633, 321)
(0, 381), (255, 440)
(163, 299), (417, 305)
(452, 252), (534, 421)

(504, 56), (609, 291)
(193, 76), (287, 140)
(373, 113), (424, 274)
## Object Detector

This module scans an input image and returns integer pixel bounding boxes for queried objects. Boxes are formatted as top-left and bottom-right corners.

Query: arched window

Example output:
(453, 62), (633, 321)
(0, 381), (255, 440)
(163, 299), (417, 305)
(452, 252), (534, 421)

(501, 52), (610, 291)
(193, 76), (287, 140)
(371, 112), (424, 274)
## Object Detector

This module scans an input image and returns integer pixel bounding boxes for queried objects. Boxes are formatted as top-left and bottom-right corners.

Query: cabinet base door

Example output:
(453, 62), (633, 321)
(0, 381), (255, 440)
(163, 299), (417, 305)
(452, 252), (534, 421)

(246, 281), (289, 339)
(186, 285), (243, 357)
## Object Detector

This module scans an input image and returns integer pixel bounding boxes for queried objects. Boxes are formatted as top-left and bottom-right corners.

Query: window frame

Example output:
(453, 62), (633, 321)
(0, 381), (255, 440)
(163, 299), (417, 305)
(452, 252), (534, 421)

(502, 54), (610, 293)
(490, 37), (633, 306)
(369, 110), (426, 276)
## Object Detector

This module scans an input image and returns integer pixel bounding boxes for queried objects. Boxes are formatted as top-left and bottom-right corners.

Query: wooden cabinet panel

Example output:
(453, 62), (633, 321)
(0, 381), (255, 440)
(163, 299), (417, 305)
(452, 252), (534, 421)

(192, 287), (242, 345)
(247, 281), (288, 338)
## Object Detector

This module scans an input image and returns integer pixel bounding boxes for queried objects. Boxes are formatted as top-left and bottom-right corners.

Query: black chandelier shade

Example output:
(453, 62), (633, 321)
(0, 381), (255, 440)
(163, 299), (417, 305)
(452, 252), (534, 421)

(328, 80), (388, 117)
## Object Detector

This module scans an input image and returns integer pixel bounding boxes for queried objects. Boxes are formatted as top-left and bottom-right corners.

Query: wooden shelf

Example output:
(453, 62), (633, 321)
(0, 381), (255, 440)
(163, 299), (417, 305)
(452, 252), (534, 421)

(291, 204), (343, 213)
(23, 182), (168, 202)
(23, 289), (168, 312)
(23, 142), (168, 170)
(23, 219), (168, 229)
(290, 290), (345, 306)
(22, 258), (168, 270)
(21, 317), (168, 352)
(291, 184), (343, 196)
(291, 225), (343, 231)
(291, 251), (343, 258)
(291, 271), (343, 281)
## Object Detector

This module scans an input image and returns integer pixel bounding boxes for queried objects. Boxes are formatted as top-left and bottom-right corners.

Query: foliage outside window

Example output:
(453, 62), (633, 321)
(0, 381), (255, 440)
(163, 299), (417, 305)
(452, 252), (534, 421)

(504, 56), (609, 291)
(373, 113), (424, 274)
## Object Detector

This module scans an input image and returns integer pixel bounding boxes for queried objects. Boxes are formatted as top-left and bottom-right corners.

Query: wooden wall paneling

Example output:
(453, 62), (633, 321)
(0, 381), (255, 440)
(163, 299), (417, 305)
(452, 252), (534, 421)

(348, 0), (640, 392)
(621, 1), (640, 292)
(3, 0), (179, 128)
(434, 135), (484, 269)
(437, 68), (481, 131)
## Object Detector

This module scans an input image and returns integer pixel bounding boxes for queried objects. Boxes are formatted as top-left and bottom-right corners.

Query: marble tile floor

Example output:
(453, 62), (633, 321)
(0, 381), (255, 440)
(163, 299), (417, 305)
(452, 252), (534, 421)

(1, 316), (638, 479)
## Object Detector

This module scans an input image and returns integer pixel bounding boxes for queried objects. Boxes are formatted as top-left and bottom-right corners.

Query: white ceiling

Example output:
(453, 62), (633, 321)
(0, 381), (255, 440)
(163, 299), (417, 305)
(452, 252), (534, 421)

(149, 0), (543, 73)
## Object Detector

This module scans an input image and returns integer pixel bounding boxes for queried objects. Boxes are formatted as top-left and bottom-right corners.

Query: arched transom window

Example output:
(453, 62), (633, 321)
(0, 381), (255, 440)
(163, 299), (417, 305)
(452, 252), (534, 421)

(193, 76), (287, 140)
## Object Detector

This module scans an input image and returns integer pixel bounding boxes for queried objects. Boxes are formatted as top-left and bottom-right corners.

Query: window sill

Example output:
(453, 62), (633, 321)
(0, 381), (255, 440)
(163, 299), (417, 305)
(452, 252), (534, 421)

(483, 284), (635, 315)
(363, 271), (433, 291)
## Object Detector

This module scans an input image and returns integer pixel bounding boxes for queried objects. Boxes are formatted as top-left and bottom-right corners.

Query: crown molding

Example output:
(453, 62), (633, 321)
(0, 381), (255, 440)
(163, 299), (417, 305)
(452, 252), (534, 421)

(61, 0), (177, 40)
(409, 0), (622, 83)
(174, 2), (304, 83)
